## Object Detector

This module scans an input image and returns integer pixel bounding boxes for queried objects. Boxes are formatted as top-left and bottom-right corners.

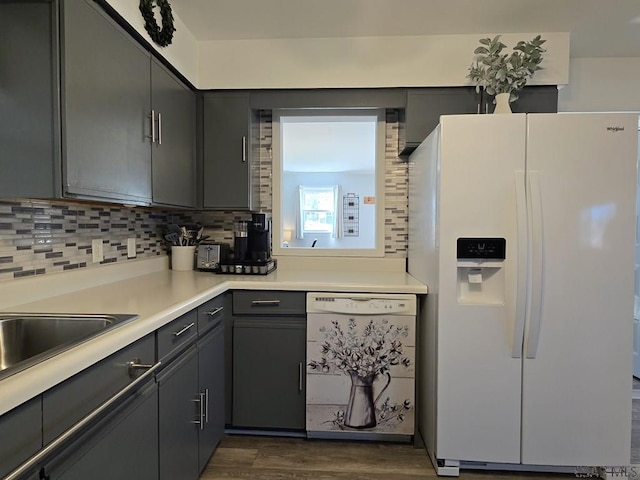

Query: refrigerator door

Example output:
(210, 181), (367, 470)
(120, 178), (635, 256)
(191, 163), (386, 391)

(435, 114), (526, 463)
(521, 113), (636, 466)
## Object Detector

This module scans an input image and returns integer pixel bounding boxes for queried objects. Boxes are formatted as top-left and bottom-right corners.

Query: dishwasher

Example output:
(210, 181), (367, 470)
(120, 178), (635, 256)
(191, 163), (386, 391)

(306, 292), (416, 441)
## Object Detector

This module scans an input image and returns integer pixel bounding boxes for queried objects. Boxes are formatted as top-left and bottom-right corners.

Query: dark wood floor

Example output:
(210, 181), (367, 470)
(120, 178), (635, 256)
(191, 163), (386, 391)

(203, 387), (640, 479)
(200, 435), (575, 479)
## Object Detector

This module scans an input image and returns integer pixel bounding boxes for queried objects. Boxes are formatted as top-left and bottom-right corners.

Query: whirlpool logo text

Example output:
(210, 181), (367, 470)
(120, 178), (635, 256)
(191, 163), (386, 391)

(607, 126), (625, 132)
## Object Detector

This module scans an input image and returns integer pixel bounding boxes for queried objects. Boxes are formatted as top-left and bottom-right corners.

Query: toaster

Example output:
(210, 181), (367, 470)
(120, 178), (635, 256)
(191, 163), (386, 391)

(196, 243), (229, 271)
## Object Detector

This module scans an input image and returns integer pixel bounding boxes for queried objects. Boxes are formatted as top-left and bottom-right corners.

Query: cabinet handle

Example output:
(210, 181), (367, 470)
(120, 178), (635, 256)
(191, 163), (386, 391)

(242, 136), (247, 162)
(147, 110), (156, 143)
(127, 358), (154, 377)
(207, 306), (224, 317)
(157, 112), (162, 145)
(204, 388), (209, 424)
(299, 362), (304, 392)
(173, 322), (195, 337)
(192, 393), (205, 430)
(5, 361), (162, 480)
(250, 300), (280, 307)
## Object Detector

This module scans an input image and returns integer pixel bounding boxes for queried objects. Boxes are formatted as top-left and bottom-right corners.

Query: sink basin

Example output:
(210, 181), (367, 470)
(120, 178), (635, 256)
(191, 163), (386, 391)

(0, 313), (138, 380)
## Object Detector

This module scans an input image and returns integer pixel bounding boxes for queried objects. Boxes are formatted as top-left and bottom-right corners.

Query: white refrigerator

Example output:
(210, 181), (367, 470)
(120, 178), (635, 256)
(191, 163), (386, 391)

(407, 113), (637, 475)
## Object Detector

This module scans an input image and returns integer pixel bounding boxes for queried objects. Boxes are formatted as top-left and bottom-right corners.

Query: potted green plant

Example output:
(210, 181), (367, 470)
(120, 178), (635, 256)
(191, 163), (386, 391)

(467, 34), (546, 113)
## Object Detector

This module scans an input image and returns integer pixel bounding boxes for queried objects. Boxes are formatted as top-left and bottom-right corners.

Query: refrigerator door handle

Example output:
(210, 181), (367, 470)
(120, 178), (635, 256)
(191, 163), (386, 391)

(525, 171), (544, 359)
(512, 171), (528, 358)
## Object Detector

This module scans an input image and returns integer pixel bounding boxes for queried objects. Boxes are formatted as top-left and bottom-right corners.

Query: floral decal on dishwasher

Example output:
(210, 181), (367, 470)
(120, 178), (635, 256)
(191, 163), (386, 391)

(307, 317), (415, 431)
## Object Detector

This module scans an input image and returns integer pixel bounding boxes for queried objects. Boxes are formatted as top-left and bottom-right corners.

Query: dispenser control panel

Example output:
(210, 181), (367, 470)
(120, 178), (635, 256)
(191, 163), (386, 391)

(457, 237), (506, 260)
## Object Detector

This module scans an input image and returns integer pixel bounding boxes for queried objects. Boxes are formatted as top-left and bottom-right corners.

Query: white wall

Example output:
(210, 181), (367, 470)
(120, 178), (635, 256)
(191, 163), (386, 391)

(104, 0), (199, 85)
(197, 32), (570, 90)
(558, 57), (640, 112)
(98, 3), (569, 92)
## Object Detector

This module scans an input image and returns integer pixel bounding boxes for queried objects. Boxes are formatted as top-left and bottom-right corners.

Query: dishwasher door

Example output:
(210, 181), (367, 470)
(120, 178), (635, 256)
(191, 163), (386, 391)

(306, 293), (416, 441)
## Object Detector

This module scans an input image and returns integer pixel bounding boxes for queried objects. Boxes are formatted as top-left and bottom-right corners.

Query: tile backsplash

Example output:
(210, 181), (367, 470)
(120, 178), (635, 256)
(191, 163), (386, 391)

(0, 199), (187, 282)
(0, 109), (409, 283)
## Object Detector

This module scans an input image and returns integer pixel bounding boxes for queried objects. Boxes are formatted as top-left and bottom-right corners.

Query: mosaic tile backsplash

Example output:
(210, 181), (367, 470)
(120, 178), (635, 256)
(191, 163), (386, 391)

(0, 109), (409, 283)
(0, 199), (190, 282)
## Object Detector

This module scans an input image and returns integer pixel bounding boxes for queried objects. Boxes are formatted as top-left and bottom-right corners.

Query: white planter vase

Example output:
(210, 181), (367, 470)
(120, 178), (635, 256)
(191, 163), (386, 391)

(494, 93), (512, 114)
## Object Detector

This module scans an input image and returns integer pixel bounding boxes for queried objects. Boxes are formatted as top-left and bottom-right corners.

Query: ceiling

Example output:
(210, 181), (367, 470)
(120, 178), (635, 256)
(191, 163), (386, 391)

(170, 0), (640, 58)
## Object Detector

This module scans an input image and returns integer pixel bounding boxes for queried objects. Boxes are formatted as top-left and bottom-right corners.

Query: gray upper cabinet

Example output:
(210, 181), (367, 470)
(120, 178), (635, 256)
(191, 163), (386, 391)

(0, 1), (60, 198)
(151, 59), (197, 208)
(399, 86), (559, 156)
(1, 0), (196, 207)
(61, 0), (152, 205)
(202, 93), (260, 210)
(399, 87), (478, 156)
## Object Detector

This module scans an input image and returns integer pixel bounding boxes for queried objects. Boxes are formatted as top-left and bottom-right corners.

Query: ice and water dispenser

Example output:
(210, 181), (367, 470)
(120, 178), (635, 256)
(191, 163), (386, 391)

(456, 237), (506, 304)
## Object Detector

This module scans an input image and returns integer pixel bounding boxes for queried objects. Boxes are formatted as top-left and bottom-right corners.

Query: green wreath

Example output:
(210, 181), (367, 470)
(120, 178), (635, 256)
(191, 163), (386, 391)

(139, 0), (175, 47)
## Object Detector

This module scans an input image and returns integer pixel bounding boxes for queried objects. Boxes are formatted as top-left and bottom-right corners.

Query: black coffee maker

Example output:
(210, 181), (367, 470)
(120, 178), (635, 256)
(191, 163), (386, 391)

(247, 213), (272, 262)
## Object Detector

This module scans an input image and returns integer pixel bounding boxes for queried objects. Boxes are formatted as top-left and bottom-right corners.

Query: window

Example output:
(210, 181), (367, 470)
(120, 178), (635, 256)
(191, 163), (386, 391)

(299, 186), (339, 236)
(272, 109), (385, 257)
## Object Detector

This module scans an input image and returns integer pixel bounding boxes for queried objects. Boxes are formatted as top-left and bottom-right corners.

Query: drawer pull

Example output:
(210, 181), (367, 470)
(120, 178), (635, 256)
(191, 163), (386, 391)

(192, 393), (206, 430)
(5, 361), (162, 480)
(173, 322), (195, 337)
(250, 300), (281, 307)
(242, 136), (247, 162)
(207, 306), (224, 316)
(204, 388), (209, 423)
(127, 358), (154, 377)
(299, 362), (304, 392)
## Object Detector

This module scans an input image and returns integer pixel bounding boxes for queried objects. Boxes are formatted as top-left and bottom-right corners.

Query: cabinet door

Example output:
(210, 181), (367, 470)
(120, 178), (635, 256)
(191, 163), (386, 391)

(42, 334), (155, 444)
(400, 86), (559, 155)
(0, 1), (59, 198)
(197, 324), (225, 472)
(61, 0), (152, 204)
(151, 58), (196, 208)
(158, 345), (199, 480)
(0, 397), (42, 479)
(203, 94), (256, 210)
(400, 87), (478, 155)
(232, 316), (306, 429)
(43, 383), (158, 480)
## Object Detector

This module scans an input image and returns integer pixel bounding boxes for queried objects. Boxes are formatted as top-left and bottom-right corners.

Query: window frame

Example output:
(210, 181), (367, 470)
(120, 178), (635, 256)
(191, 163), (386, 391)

(272, 108), (386, 257)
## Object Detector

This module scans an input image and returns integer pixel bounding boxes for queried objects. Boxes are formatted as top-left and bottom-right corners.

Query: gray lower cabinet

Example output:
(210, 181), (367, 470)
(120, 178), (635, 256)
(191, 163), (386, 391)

(158, 345), (200, 480)
(232, 304), (306, 430)
(42, 383), (159, 480)
(197, 323), (225, 471)
(42, 334), (155, 444)
(0, 397), (42, 479)
(0, 296), (227, 480)
(202, 93), (260, 210)
(151, 58), (197, 208)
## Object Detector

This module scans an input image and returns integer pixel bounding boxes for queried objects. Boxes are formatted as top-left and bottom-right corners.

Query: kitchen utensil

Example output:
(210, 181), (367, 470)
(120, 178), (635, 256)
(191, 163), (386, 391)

(164, 232), (180, 246)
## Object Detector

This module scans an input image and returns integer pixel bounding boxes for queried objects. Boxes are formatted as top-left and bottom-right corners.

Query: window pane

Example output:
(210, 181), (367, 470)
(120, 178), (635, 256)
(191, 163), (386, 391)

(303, 190), (334, 210)
(303, 211), (333, 233)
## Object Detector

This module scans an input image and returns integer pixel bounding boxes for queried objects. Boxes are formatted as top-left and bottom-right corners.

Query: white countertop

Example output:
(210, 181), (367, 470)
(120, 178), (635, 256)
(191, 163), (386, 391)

(0, 257), (427, 416)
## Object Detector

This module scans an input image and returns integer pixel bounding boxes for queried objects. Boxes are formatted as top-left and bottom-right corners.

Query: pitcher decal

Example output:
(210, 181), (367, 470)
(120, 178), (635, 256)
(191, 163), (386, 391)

(308, 318), (413, 431)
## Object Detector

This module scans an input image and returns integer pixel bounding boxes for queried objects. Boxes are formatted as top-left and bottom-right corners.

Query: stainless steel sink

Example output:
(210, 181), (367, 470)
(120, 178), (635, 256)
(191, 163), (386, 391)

(0, 313), (138, 380)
